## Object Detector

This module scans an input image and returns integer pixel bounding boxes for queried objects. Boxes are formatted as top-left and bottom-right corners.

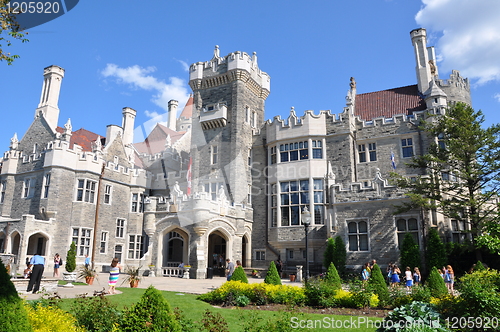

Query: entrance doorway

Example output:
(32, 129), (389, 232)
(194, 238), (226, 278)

(208, 231), (227, 268)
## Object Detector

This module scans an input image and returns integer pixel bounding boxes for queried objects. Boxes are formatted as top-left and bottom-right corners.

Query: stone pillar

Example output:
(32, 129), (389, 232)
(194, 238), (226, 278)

(296, 265), (303, 282)
(193, 226), (208, 279)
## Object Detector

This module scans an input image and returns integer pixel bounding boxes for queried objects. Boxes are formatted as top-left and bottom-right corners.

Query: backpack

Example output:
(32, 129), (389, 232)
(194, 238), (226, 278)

(59, 258), (63, 265)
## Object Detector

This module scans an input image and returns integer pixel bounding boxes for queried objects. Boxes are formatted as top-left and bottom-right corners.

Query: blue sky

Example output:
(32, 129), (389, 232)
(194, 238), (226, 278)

(1, 0), (500, 154)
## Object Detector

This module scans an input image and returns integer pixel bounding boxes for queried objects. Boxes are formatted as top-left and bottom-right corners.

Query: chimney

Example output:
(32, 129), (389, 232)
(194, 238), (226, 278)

(35, 65), (65, 132)
(121, 107), (136, 146)
(168, 100), (178, 131)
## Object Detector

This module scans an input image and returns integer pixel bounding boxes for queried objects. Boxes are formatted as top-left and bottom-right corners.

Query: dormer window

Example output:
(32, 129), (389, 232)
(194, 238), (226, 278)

(207, 105), (215, 111)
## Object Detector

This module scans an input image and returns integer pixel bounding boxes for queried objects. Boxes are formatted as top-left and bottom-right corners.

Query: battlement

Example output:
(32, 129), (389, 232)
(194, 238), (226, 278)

(189, 46), (270, 93)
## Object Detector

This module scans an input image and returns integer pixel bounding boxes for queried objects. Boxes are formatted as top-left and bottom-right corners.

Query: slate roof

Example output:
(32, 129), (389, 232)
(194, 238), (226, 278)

(355, 84), (426, 121)
(55, 127), (104, 151)
(179, 94), (193, 119)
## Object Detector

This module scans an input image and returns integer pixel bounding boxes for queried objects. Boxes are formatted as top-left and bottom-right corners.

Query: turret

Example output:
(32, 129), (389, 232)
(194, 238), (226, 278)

(410, 28), (436, 95)
(121, 107), (136, 146)
(35, 65), (65, 132)
(168, 100), (178, 131)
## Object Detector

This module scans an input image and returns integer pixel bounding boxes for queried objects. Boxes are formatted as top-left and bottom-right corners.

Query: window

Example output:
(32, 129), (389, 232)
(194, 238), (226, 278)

(72, 228), (92, 257)
(128, 235), (143, 259)
(255, 250), (265, 261)
(0, 181), (6, 203)
(347, 220), (369, 251)
(312, 140), (323, 159)
(313, 179), (324, 225)
(287, 249), (294, 260)
(245, 106), (250, 123)
(396, 217), (419, 248)
(368, 143), (377, 161)
(280, 141), (308, 162)
(280, 180), (307, 226)
(114, 245), (123, 263)
(116, 219), (125, 238)
(131, 193), (144, 213)
(270, 146), (277, 164)
(42, 173), (51, 199)
(437, 133), (446, 150)
(76, 179), (97, 203)
(211, 145), (218, 164)
(401, 138), (414, 158)
(204, 182), (223, 201)
(100, 231), (108, 254)
(451, 220), (469, 243)
(270, 184), (277, 227)
(358, 144), (366, 163)
(22, 178), (35, 198)
(104, 185), (112, 204)
(247, 184), (252, 205)
(251, 111), (256, 128)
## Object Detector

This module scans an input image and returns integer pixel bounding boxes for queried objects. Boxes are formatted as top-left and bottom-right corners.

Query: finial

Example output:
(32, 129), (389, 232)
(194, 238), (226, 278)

(165, 134), (172, 147)
(214, 45), (220, 58)
(252, 52), (258, 67)
(350, 77), (356, 89)
(64, 118), (72, 133)
(92, 135), (102, 151)
(10, 133), (19, 150)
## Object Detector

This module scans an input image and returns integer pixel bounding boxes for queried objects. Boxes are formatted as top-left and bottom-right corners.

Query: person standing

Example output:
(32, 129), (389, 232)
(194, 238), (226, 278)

(405, 267), (413, 292)
(362, 262), (370, 282)
(53, 253), (61, 277)
(225, 258), (235, 281)
(108, 258), (121, 295)
(413, 267), (421, 286)
(444, 265), (455, 294)
(27, 253), (45, 293)
(391, 265), (401, 288)
(84, 254), (90, 269)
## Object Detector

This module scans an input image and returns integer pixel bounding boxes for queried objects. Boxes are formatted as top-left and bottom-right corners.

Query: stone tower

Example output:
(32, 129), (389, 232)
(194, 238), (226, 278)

(35, 65), (65, 132)
(188, 46), (270, 205)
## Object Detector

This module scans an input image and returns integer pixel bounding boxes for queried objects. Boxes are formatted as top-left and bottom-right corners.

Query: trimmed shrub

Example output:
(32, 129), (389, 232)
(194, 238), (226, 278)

(426, 267), (448, 298)
(120, 285), (181, 332)
(368, 264), (390, 307)
(25, 303), (84, 332)
(0, 260), (32, 332)
(376, 301), (448, 332)
(65, 241), (77, 273)
(456, 268), (500, 320)
(70, 294), (120, 332)
(324, 262), (341, 290)
(425, 228), (446, 273)
(323, 237), (335, 269)
(264, 261), (282, 285)
(230, 266), (248, 283)
(474, 260), (486, 271)
(400, 233), (421, 272)
(333, 236), (347, 277)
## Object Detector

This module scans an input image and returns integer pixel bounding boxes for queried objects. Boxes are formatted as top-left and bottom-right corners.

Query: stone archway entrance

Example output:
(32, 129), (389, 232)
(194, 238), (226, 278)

(11, 232), (21, 256)
(161, 230), (188, 267)
(208, 231), (227, 269)
(242, 235), (248, 267)
(26, 233), (48, 256)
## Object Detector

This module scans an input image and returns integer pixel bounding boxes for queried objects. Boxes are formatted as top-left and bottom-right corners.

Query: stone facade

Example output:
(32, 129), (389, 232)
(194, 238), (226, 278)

(0, 28), (472, 277)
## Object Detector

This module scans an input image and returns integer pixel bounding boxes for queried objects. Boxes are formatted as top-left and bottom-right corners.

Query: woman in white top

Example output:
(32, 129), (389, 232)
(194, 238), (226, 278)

(405, 266), (413, 292)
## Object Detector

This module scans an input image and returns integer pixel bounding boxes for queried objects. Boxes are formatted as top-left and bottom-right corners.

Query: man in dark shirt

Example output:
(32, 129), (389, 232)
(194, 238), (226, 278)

(27, 253), (45, 293)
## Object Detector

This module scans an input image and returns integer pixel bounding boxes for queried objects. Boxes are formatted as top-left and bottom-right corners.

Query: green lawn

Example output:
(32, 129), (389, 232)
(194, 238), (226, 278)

(58, 287), (381, 331)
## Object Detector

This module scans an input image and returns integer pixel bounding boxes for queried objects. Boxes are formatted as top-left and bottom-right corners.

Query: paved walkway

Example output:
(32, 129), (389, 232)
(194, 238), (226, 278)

(19, 272), (299, 301)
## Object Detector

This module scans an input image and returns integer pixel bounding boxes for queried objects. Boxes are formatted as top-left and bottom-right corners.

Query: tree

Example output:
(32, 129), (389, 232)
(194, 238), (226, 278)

(425, 228), (446, 271)
(323, 237), (335, 270)
(65, 241), (77, 273)
(324, 263), (341, 290)
(400, 233), (421, 272)
(0, 260), (32, 331)
(0, 0), (29, 65)
(392, 102), (500, 261)
(264, 261), (281, 285)
(367, 264), (390, 307)
(332, 236), (347, 277)
(426, 267), (448, 298)
(229, 266), (248, 283)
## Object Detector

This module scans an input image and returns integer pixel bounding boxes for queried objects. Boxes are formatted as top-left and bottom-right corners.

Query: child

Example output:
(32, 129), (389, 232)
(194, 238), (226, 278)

(413, 267), (421, 286)
(444, 265), (455, 294)
(108, 258), (121, 295)
(405, 267), (413, 292)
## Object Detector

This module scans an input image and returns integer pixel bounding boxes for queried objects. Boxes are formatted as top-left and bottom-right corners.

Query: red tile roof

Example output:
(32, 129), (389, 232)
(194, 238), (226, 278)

(133, 124), (185, 155)
(179, 94), (193, 119)
(355, 85), (426, 121)
(56, 127), (104, 151)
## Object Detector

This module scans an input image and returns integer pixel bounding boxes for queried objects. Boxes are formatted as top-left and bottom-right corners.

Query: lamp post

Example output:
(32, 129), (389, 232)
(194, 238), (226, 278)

(302, 207), (311, 281)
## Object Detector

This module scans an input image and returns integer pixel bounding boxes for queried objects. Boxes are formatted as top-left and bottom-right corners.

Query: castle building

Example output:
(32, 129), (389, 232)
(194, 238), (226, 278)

(0, 28), (471, 277)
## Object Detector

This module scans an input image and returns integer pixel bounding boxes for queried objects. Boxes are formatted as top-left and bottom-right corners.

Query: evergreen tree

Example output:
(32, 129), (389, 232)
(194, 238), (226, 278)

(120, 285), (181, 332)
(324, 263), (341, 290)
(65, 241), (77, 273)
(400, 233), (421, 271)
(391, 102), (500, 261)
(425, 228), (446, 271)
(0, 260), (32, 331)
(332, 236), (347, 277)
(426, 267), (448, 298)
(264, 261), (282, 285)
(230, 266), (248, 283)
(323, 237), (335, 270)
(474, 260), (486, 271)
(367, 264), (390, 307)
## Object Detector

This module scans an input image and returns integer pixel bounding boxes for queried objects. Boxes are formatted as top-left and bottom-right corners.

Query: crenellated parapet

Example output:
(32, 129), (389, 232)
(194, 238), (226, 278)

(189, 46), (270, 99)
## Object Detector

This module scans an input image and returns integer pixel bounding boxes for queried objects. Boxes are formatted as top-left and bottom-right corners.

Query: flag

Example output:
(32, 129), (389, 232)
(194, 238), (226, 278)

(186, 157), (192, 195)
(391, 151), (396, 170)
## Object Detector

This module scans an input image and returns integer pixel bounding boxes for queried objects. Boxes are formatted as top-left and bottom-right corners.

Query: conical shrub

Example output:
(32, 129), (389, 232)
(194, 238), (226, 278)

(367, 264), (390, 307)
(324, 263), (341, 290)
(264, 261), (282, 285)
(426, 266), (448, 298)
(230, 266), (248, 283)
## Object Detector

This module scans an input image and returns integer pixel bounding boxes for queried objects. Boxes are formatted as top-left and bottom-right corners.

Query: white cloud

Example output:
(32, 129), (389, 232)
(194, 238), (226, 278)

(176, 59), (190, 72)
(494, 93), (500, 103)
(415, 0), (500, 85)
(101, 64), (190, 112)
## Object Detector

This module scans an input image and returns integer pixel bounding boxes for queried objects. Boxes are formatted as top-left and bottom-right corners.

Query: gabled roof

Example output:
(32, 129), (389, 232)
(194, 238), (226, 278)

(179, 94), (193, 119)
(355, 85), (426, 121)
(133, 123), (185, 155)
(56, 127), (105, 151)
